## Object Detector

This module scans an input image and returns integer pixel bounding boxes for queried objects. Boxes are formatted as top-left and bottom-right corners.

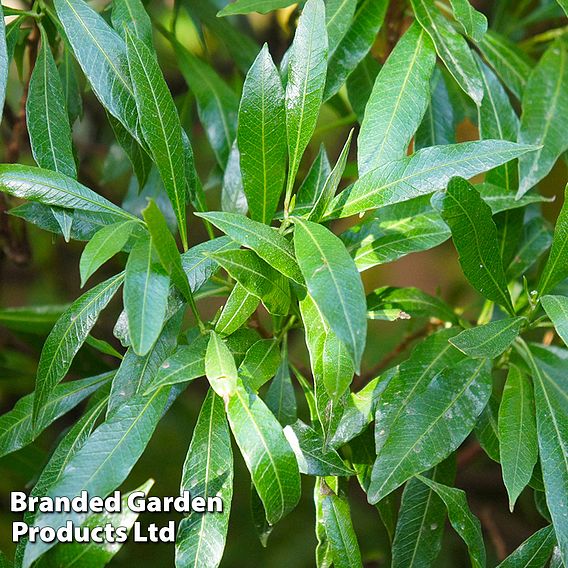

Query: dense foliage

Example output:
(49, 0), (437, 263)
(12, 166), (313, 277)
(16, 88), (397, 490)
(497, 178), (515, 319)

(0, 0), (567, 566)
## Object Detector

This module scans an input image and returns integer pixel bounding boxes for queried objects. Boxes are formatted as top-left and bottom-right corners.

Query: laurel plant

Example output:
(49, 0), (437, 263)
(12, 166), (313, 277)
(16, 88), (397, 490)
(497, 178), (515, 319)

(0, 0), (567, 566)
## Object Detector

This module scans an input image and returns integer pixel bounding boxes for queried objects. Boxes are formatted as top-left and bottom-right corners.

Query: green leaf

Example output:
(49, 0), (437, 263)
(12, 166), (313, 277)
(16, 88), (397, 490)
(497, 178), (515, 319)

(538, 186), (568, 295)
(0, 304), (68, 335)
(124, 235), (170, 356)
(0, 3), (8, 121)
(0, 164), (138, 222)
(79, 220), (137, 287)
(392, 459), (456, 568)
(322, 331), (354, 402)
(498, 365), (538, 511)
(366, 286), (458, 324)
(197, 211), (303, 284)
(327, 140), (535, 219)
(518, 40), (568, 198)
(112, 0), (153, 48)
(215, 283), (260, 337)
(285, 0), (328, 199)
(205, 331), (238, 398)
(0, 372), (111, 459)
(319, 484), (363, 568)
(43, 479), (154, 567)
(221, 142), (248, 215)
(369, 358), (491, 503)
(22, 388), (171, 568)
(323, 0), (389, 101)
(238, 44), (286, 224)
(294, 218), (367, 371)
(308, 129), (353, 222)
(358, 23), (436, 174)
(32, 274), (123, 426)
(54, 0), (139, 138)
(496, 525), (556, 568)
(173, 40), (238, 169)
(557, 0), (568, 16)
(450, 317), (525, 359)
(239, 339), (281, 391)
(294, 144), (330, 216)
(449, 0), (487, 42)
(542, 295), (568, 347)
(126, 32), (188, 248)
(283, 420), (353, 476)
(346, 54), (381, 123)
(416, 476), (486, 568)
(26, 28), (76, 179)
(411, 0), (483, 103)
(326, 0), (357, 55)
(144, 334), (208, 394)
(209, 248), (291, 316)
(520, 344), (568, 566)
(477, 31), (533, 101)
(508, 217), (553, 280)
(218, 0), (294, 16)
(226, 379), (301, 525)
(475, 392), (500, 463)
(433, 177), (514, 313)
(143, 199), (193, 304)
(176, 389), (233, 568)
(57, 47), (82, 124)
(415, 67), (456, 149)
(266, 358), (297, 427)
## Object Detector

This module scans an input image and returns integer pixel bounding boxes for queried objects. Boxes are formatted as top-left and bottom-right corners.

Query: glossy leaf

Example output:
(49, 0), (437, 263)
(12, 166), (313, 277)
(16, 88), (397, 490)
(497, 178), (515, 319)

(226, 379), (301, 525)
(326, 0), (357, 55)
(450, 317), (525, 359)
(124, 235), (170, 356)
(205, 331), (238, 398)
(218, 0), (294, 16)
(112, 0), (153, 48)
(434, 177), (514, 313)
(326, 141), (534, 219)
(542, 295), (568, 347)
(285, 0), (328, 197)
(239, 339), (281, 391)
(215, 283), (260, 337)
(369, 358), (491, 503)
(496, 525), (556, 568)
(238, 44), (286, 224)
(27, 28), (76, 179)
(498, 365), (538, 511)
(294, 144), (331, 216)
(411, 0), (483, 103)
(346, 54), (381, 123)
(32, 274), (123, 426)
(450, 0), (487, 42)
(176, 390), (233, 568)
(417, 476), (486, 568)
(266, 359), (297, 427)
(294, 218), (366, 371)
(126, 31), (188, 248)
(518, 40), (568, 198)
(358, 23), (436, 174)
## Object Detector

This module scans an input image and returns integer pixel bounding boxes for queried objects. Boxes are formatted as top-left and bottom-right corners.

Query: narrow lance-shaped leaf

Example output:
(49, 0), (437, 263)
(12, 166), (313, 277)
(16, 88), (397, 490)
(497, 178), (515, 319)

(238, 44), (286, 224)
(496, 525), (556, 568)
(517, 40), (568, 198)
(0, 2), (8, 121)
(176, 390), (233, 568)
(0, 372), (111, 459)
(346, 54), (381, 124)
(285, 0), (328, 207)
(433, 177), (514, 314)
(392, 458), (456, 568)
(58, 47), (82, 124)
(294, 219), (367, 371)
(239, 339), (281, 391)
(326, 0), (357, 55)
(32, 274), (124, 427)
(538, 186), (568, 295)
(197, 211), (304, 285)
(173, 39), (238, 169)
(205, 331), (238, 398)
(215, 283), (260, 337)
(498, 365), (538, 511)
(53, 0), (139, 138)
(112, 0), (153, 48)
(369, 358), (491, 503)
(26, 27), (77, 179)
(319, 483), (363, 568)
(79, 220), (138, 287)
(449, 0), (487, 42)
(226, 379), (301, 525)
(266, 357), (297, 427)
(22, 388), (171, 568)
(358, 23), (436, 175)
(295, 144), (330, 216)
(221, 142), (248, 215)
(124, 235), (170, 356)
(416, 476), (486, 568)
(450, 317), (525, 359)
(411, 0), (483, 104)
(326, 140), (535, 220)
(126, 31), (188, 248)
(541, 295), (568, 347)
(217, 0), (294, 16)
(324, 0), (389, 101)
